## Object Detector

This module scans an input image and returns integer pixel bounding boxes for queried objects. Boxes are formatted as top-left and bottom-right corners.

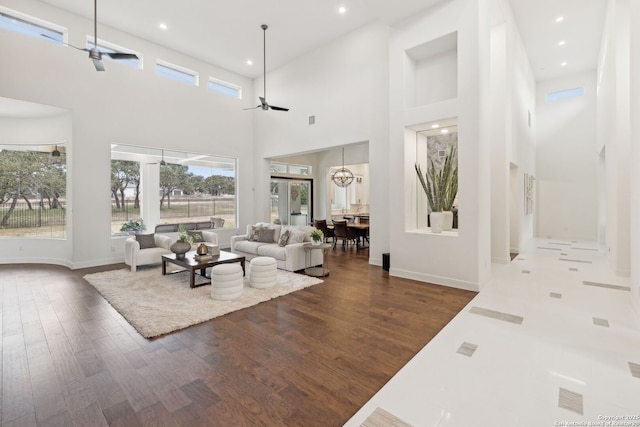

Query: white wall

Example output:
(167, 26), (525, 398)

(0, 0), (254, 267)
(597, 0), (631, 276)
(489, 0), (537, 262)
(536, 71), (598, 241)
(388, 0), (491, 291)
(629, 0), (640, 311)
(251, 22), (390, 266)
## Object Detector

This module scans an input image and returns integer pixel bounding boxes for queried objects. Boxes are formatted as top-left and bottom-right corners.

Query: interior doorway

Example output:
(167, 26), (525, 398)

(509, 163), (520, 256)
(270, 178), (312, 226)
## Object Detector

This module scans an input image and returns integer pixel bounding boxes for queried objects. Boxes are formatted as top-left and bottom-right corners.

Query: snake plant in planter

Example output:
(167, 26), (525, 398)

(415, 146), (458, 232)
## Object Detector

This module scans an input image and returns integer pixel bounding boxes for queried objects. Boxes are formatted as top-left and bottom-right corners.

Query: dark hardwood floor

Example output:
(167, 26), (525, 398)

(0, 247), (476, 426)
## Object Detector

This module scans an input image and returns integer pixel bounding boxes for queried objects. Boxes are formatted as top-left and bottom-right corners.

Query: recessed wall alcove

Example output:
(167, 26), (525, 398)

(408, 117), (459, 235)
(404, 32), (458, 108)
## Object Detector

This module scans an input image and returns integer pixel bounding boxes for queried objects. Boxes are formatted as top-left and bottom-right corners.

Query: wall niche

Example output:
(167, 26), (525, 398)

(404, 32), (458, 108)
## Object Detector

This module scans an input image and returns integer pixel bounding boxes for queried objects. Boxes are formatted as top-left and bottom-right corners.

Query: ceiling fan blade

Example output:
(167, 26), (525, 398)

(243, 105), (261, 110)
(92, 58), (105, 71)
(105, 52), (139, 60)
(269, 105), (289, 111)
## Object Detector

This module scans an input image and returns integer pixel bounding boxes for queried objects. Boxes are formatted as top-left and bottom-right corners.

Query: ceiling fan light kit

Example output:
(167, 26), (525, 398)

(244, 24), (289, 112)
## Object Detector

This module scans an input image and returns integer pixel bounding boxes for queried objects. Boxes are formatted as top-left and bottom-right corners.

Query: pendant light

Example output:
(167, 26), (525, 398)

(160, 149), (166, 166)
(331, 147), (354, 188)
(50, 145), (62, 165)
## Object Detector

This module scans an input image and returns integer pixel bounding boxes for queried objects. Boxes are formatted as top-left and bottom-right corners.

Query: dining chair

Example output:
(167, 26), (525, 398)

(332, 220), (357, 250)
(313, 219), (335, 243)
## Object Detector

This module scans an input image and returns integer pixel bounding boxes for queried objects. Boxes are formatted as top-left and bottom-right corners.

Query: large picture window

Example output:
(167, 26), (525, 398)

(110, 145), (236, 234)
(0, 144), (67, 238)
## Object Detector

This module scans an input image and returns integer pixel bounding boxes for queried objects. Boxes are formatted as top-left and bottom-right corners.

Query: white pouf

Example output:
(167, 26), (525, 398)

(249, 257), (277, 289)
(211, 263), (244, 300)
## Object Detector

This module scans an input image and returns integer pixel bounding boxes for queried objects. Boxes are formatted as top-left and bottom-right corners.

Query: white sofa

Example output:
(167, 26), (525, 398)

(124, 230), (218, 272)
(231, 222), (322, 272)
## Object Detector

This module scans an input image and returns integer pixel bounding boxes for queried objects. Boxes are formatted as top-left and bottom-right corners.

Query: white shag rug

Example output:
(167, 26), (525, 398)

(83, 266), (323, 339)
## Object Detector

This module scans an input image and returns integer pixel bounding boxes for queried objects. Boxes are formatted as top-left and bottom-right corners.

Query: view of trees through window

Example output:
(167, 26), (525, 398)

(111, 145), (236, 233)
(0, 144), (67, 238)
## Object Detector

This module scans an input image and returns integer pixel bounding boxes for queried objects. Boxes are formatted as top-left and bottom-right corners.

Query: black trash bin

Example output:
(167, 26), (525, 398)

(382, 253), (390, 271)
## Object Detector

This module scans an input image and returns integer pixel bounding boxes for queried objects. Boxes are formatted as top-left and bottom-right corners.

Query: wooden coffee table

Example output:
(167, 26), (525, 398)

(161, 250), (246, 288)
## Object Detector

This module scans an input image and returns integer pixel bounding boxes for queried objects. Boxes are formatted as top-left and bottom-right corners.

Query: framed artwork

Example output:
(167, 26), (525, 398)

(524, 173), (534, 214)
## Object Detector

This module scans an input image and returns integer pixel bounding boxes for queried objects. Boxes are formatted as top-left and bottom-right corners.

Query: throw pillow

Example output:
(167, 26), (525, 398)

(257, 228), (275, 243)
(288, 229), (306, 245)
(187, 230), (204, 242)
(278, 230), (290, 247)
(135, 233), (155, 249)
(248, 225), (263, 241)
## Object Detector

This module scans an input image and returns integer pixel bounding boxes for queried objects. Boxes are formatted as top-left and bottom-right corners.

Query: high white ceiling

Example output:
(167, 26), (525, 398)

(34, 0), (606, 82)
(509, 0), (607, 82)
(37, 0), (446, 79)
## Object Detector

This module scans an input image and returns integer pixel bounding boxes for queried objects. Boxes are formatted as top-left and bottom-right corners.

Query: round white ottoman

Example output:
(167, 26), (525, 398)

(249, 257), (277, 289)
(211, 263), (244, 300)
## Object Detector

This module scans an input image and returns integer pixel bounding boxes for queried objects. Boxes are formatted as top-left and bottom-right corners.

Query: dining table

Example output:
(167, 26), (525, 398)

(347, 223), (369, 250)
(326, 222), (369, 250)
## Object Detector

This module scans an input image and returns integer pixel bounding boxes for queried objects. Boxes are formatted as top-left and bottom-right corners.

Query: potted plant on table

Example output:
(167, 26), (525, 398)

(120, 219), (146, 235)
(170, 224), (201, 258)
(415, 146), (458, 233)
(310, 229), (324, 245)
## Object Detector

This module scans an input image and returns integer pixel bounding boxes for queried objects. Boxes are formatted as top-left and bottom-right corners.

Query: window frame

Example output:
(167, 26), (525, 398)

(208, 77), (242, 99)
(546, 87), (585, 103)
(0, 143), (68, 239)
(110, 144), (237, 235)
(0, 6), (67, 45)
(155, 59), (199, 86)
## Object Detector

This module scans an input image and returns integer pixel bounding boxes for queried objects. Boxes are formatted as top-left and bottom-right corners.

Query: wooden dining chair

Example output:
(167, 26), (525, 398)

(332, 220), (357, 250)
(313, 219), (335, 243)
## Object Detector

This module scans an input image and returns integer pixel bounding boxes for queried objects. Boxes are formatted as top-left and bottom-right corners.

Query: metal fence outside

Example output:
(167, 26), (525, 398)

(111, 197), (236, 222)
(0, 200), (66, 229)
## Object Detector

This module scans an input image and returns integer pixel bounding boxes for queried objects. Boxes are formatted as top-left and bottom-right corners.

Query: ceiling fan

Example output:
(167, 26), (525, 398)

(46, 0), (138, 71)
(245, 25), (289, 112)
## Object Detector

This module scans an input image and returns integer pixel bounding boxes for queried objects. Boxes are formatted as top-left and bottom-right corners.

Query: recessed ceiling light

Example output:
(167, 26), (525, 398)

(561, 61), (567, 67)
(441, 129), (449, 134)
(246, 59), (253, 66)
(431, 124), (440, 129)
(159, 22), (168, 30)
(558, 40), (566, 46)
(556, 16), (564, 23)
(338, 6), (347, 14)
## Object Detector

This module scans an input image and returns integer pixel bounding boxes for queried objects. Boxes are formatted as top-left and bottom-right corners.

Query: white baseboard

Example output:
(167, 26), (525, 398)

(0, 256), (72, 269)
(72, 256), (124, 270)
(389, 268), (479, 292)
(368, 257), (382, 267)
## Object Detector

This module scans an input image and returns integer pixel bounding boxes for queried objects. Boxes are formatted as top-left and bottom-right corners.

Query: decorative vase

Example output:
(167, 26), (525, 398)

(312, 239), (322, 246)
(442, 211), (453, 231)
(430, 212), (444, 233)
(196, 243), (208, 255)
(170, 240), (191, 258)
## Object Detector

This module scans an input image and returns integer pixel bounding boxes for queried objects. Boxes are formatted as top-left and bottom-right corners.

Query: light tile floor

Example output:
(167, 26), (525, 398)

(346, 238), (640, 427)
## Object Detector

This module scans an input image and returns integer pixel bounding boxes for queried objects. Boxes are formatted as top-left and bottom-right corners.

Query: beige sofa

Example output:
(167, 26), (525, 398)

(231, 222), (322, 272)
(124, 229), (218, 272)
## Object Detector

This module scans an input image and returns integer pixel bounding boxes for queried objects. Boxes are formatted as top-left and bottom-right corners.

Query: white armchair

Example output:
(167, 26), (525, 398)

(124, 234), (173, 272)
(124, 231), (219, 272)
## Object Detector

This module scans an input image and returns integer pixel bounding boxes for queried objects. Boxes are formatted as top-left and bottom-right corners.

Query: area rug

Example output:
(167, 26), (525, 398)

(83, 267), (323, 339)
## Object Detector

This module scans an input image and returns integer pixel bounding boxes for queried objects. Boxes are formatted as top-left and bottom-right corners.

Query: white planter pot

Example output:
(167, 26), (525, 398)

(430, 212), (443, 233)
(442, 211), (453, 231)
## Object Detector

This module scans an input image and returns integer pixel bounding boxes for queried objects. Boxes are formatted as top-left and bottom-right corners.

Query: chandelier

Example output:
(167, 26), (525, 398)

(331, 147), (354, 188)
